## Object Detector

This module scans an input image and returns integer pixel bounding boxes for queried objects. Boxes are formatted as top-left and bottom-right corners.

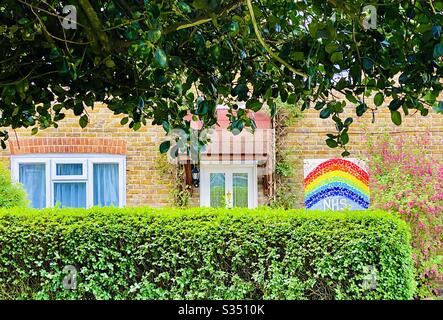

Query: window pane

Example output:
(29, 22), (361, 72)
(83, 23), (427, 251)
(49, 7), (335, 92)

(54, 182), (86, 208)
(19, 163), (46, 209)
(233, 173), (248, 208)
(210, 173), (225, 208)
(56, 163), (83, 175)
(93, 163), (119, 207)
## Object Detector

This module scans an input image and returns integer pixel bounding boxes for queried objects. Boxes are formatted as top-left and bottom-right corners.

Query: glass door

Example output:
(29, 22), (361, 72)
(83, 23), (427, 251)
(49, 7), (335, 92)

(210, 172), (226, 207)
(232, 173), (248, 208)
(200, 164), (257, 208)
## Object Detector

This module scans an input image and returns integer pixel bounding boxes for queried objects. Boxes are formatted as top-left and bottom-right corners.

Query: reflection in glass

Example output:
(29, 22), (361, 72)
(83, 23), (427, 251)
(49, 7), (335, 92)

(210, 173), (225, 207)
(233, 173), (248, 207)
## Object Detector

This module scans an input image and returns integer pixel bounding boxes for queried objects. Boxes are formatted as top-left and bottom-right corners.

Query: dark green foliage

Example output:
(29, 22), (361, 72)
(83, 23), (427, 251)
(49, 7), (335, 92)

(0, 208), (415, 300)
(0, 1), (442, 153)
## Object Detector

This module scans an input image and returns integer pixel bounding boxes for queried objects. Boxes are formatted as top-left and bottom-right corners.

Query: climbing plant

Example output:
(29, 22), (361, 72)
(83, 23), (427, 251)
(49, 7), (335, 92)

(155, 154), (191, 207)
(271, 99), (302, 209)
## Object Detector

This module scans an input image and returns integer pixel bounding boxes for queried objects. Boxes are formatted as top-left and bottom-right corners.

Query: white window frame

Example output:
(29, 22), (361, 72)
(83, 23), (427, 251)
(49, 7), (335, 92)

(199, 161), (258, 208)
(12, 157), (51, 208)
(11, 154), (126, 208)
(52, 159), (87, 180)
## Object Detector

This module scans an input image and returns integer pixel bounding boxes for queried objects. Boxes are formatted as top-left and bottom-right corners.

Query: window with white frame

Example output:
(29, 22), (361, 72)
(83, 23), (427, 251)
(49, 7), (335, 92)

(199, 162), (258, 209)
(11, 155), (126, 209)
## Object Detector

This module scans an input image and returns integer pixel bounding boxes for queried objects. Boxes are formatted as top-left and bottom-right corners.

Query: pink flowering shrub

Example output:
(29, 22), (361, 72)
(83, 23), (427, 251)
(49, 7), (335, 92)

(367, 133), (442, 298)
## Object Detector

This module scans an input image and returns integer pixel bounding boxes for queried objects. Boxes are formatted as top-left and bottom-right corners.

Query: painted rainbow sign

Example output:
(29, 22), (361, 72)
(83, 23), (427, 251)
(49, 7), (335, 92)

(304, 158), (370, 210)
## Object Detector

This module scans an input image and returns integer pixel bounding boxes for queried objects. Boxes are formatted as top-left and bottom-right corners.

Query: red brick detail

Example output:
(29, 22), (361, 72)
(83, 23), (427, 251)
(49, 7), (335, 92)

(8, 138), (127, 155)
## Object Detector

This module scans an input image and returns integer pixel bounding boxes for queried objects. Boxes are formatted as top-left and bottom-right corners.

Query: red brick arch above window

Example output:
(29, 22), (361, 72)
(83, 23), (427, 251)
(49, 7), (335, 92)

(9, 138), (127, 155)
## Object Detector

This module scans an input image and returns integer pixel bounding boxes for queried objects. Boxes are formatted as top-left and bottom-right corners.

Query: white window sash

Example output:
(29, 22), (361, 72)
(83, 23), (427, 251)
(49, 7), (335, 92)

(11, 157), (51, 208)
(52, 158), (87, 180)
(87, 157), (126, 208)
(200, 163), (258, 209)
(11, 154), (126, 208)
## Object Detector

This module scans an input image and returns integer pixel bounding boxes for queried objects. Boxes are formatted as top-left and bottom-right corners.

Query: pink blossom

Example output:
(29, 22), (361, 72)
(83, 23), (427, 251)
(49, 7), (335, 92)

(366, 133), (443, 297)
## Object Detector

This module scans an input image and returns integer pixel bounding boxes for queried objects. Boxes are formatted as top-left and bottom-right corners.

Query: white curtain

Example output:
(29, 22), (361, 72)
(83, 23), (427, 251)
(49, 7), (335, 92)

(19, 163), (46, 209)
(93, 163), (119, 206)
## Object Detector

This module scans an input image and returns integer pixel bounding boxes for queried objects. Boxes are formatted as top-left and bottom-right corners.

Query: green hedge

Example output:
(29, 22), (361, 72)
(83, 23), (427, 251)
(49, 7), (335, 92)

(0, 163), (28, 208)
(0, 207), (415, 300)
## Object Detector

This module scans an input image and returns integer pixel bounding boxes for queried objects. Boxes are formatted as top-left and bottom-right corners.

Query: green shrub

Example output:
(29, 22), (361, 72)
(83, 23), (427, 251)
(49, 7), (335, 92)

(0, 207), (415, 300)
(367, 134), (443, 298)
(0, 163), (28, 208)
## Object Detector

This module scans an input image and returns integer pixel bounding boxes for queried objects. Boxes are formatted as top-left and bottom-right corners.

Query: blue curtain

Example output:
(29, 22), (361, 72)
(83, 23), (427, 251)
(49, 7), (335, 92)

(56, 163), (82, 175)
(54, 182), (86, 208)
(19, 163), (46, 209)
(93, 163), (119, 206)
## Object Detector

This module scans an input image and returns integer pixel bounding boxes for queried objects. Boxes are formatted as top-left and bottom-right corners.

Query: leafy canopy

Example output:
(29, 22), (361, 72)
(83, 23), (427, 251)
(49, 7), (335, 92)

(1, 0), (442, 155)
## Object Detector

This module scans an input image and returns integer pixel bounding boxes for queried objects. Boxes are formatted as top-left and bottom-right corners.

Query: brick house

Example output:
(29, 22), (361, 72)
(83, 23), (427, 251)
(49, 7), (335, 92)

(1, 99), (443, 209)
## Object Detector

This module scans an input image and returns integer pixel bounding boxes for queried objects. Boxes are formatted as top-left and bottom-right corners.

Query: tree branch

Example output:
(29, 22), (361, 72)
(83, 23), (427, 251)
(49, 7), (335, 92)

(245, 0), (307, 78)
(165, 1), (243, 34)
(76, 0), (110, 51)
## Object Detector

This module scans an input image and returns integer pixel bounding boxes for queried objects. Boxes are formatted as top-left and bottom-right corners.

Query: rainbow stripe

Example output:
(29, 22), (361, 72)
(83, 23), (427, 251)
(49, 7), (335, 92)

(304, 159), (370, 209)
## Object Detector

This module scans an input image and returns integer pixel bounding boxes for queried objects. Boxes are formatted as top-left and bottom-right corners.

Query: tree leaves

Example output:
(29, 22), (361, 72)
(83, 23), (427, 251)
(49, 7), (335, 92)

(362, 57), (374, 70)
(0, 0), (441, 153)
(319, 108), (331, 119)
(340, 131), (349, 144)
(330, 52), (343, 63)
(326, 138), (338, 148)
(162, 121), (171, 133)
(345, 92), (358, 104)
(325, 43), (339, 54)
(228, 21), (240, 37)
(388, 99), (402, 111)
(159, 140), (170, 154)
(120, 117), (129, 125)
(105, 59), (116, 68)
(246, 99), (262, 112)
(154, 48), (168, 68)
(356, 103), (368, 117)
(232, 83), (249, 101)
(79, 115), (88, 128)
(391, 110), (402, 126)
(433, 43), (443, 58)
(147, 29), (162, 43)
(177, 2), (192, 14)
(433, 101), (443, 114)
(432, 26), (442, 39)
(374, 93), (384, 107)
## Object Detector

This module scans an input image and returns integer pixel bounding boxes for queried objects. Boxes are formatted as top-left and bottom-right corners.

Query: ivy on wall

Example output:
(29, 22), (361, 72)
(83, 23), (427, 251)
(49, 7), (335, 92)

(154, 154), (191, 208)
(271, 99), (304, 209)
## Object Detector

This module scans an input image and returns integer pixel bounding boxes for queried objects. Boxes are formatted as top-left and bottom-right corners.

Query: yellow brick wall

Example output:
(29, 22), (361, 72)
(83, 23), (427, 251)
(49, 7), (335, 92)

(282, 97), (443, 207)
(2, 99), (443, 208)
(0, 103), (173, 207)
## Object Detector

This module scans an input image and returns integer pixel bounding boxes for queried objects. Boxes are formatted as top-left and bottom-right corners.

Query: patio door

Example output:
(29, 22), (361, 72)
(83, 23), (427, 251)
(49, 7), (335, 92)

(200, 164), (257, 208)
